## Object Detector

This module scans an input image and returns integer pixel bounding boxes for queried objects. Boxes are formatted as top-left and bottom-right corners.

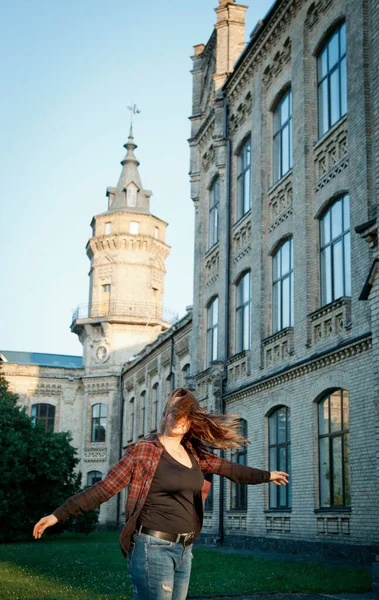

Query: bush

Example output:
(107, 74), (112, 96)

(0, 375), (98, 542)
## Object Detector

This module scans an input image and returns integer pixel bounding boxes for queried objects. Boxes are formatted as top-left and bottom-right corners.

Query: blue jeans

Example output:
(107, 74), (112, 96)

(126, 532), (194, 600)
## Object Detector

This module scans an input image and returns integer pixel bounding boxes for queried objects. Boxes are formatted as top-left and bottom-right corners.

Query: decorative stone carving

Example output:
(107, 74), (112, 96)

(232, 216), (251, 264)
(136, 367), (145, 383)
(225, 514), (247, 531)
(266, 516), (291, 533)
(198, 117), (215, 151)
(229, 92), (253, 135)
(32, 383), (62, 396)
(84, 450), (107, 462)
(316, 515), (350, 536)
(202, 145), (216, 171)
(262, 328), (294, 370)
(85, 381), (114, 394)
(205, 246), (220, 287)
(227, 352), (248, 384)
(268, 173), (293, 232)
(308, 297), (352, 347)
(262, 37), (292, 90)
(305, 0), (333, 31)
(314, 118), (348, 192)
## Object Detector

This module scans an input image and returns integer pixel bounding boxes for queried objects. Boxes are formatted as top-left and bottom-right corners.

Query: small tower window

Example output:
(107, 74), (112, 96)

(130, 222), (139, 235)
(127, 184), (137, 207)
(103, 284), (111, 293)
(105, 222), (112, 235)
(154, 227), (159, 239)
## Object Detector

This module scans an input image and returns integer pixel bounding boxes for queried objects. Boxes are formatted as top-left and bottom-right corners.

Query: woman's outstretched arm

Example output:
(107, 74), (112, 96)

(33, 444), (136, 539)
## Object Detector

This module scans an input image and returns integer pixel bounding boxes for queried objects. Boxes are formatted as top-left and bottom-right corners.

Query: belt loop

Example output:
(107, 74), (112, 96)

(137, 524), (142, 536)
(175, 533), (181, 544)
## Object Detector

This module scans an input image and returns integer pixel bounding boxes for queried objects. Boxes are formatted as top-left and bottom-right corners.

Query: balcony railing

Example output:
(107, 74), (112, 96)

(71, 301), (179, 325)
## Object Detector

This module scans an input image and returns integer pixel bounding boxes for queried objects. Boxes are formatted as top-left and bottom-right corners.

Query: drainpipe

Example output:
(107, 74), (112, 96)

(116, 369), (124, 528)
(217, 90), (231, 544)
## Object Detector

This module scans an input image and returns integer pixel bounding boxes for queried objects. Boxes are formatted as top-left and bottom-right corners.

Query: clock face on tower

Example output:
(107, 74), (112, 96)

(96, 345), (109, 362)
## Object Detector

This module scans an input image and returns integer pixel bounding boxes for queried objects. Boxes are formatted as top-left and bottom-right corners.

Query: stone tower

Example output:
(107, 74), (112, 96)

(71, 127), (174, 372)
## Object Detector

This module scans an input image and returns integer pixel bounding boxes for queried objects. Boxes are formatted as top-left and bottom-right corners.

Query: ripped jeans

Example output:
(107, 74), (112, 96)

(126, 532), (194, 600)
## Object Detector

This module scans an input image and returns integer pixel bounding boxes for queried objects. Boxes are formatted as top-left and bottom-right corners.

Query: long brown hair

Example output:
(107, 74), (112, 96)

(159, 387), (248, 450)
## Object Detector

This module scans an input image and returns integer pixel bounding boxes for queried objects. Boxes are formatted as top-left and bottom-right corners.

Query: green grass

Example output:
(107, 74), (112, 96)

(0, 532), (371, 600)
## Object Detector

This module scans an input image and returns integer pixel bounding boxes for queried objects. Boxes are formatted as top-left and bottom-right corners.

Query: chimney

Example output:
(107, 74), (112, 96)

(213, 0), (248, 91)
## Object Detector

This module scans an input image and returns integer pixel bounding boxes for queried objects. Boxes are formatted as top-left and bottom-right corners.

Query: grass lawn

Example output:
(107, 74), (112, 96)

(0, 532), (371, 600)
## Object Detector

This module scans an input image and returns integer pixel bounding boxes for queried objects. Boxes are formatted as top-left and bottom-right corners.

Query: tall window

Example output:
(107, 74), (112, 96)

(318, 23), (347, 138)
(204, 472), (214, 512)
(102, 284), (111, 293)
(31, 403), (55, 432)
(182, 363), (191, 386)
(208, 177), (220, 248)
(87, 471), (102, 487)
(139, 391), (146, 437)
(237, 138), (251, 219)
(105, 222), (112, 235)
(273, 89), (292, 183)
(207, 297), (219, 365)
(320, 195), (351, 306)
(151, 383), (159, 432)
(130, 221), (139, 235)
(318, 390), (350, 507)
(91, 403), (107, 442)
(269, 407), (291, 509)
(273, 238), (294, 333)
(236, 271), (251, 353)
(127, 184), (137, 207)
(128, 397), (135, 442)
(230, 419), (248, 510)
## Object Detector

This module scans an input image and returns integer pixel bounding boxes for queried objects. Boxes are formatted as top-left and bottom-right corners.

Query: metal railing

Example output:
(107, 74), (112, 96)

(71, 301), (179, 325)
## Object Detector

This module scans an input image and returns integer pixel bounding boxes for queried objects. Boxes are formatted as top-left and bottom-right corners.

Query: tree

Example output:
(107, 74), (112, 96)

(0, 375), (98, 542)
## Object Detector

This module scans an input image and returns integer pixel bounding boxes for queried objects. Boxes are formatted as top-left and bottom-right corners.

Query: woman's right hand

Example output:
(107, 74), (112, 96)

(33, 514), (58, 539)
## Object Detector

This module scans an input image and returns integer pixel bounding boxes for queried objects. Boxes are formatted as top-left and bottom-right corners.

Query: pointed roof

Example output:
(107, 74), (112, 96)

(117, 124), (143, 190)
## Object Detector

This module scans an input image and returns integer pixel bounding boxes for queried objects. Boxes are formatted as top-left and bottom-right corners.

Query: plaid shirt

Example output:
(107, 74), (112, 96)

(53, 435), (270, 557)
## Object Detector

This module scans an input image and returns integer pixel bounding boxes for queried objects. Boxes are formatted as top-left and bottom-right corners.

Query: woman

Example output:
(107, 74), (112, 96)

(33, 387), (289, 600)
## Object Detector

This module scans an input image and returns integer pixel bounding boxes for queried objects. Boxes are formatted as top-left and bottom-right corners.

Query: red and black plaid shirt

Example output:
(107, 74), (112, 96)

(53, 435), (270, 557)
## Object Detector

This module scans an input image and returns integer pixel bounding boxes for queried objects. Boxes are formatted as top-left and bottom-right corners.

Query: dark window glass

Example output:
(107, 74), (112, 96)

(139, 391), (146, 437)
(320, 194), (351, 305)
(237, 138), (251, 219)
(318, 390), (350, 507)
(207, 297), (218, 365)
(182, 363), (191, 386)
(151, 384), (159, 432)
(91, 403), (107, 442)
(31, 403), (55, 432)
(208, 177), (220, 248)
(230, 419), (248, 510)
(268, 407), (291, 508)
(128, 398), (135, 442)
(317, 23), (347, 137)
(236, 272), (251, 353)
(273, 238), (294, 333)
(273, 90), (292, 183)
(87, 470), (102, 487)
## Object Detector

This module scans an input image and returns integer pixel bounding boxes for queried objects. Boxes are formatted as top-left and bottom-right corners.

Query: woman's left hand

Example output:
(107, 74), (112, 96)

(269, 471), (289, 486)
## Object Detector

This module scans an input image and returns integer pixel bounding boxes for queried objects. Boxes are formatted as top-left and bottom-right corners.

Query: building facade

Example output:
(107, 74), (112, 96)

(186, 0), (378, 560)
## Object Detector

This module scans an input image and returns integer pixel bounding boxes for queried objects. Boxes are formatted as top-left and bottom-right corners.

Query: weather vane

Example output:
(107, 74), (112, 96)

(127, 103), (141, 125)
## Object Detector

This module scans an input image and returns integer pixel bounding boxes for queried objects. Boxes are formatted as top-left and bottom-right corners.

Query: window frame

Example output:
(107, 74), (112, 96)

(268, 406), (291, 509)
(317, 22), (347, 139)
(87, 470), (102, 487)
(139, 391), (146, 438)
(128, 397), (135, 442)
(208, 177), (220, 249)
(236, 271), (251, 353)
(318, 389), (350, 508)
(91, 403), (107, 443)
(237, 138), (252, 220)
(151, 383), (159, 432)
(206, 297), (219, 365)
(230, 419), (248, 510)
(272, 238), (294, 333)
(31, 403), (55, 432)
(273, 89), (293, 184)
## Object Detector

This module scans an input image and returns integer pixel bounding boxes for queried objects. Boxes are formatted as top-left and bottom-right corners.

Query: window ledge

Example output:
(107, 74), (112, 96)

(268, 169), (292, 196)
(313, 114), (347, 150)
(205, 242), (219, 259)
(264, 508), (292, 514)
(226, 350), (248, 366)
(226, 509), (248, 514)
(314, 507), (351, 514)
(232, 210), (251, 233)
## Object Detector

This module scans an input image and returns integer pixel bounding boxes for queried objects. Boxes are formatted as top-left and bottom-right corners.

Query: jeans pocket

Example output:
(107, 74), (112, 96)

(127, 541), (136, 570)
(143, 534), (174, 549)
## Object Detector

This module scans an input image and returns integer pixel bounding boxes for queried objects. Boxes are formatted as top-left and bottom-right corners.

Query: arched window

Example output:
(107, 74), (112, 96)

(128, 397), (135, 442)
(204, 473), (214, 512)
(31, 403), (55, 432)
(208, 177), (220, 249)
(318, 389), (350, 507)
(126, 183), (137, 207)
(273, 238), (294, 333)
(236, 271), (251, 353)
(139, 391), (146, 438)
(87, 471), (102, 487)
(207, 297), (219, 365)
(268, 406), (291, 509)
(230, 419), (248, 510)
(151, 383), (159, 432)
(320, 194), (351, 305)
(273, 89), (292, 183)
(91, 403), (107, 442)
(237, 138), (251, 219)
(182, 363), (191, 386)
(318, 23), (347, 138)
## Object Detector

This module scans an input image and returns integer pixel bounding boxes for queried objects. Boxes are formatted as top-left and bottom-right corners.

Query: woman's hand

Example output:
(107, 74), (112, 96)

(269, 471), (289, 486)
(33, 514), (58, 539)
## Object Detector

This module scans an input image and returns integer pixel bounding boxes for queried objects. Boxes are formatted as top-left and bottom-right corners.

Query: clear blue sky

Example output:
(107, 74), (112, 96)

(0, 0), (273, 357)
